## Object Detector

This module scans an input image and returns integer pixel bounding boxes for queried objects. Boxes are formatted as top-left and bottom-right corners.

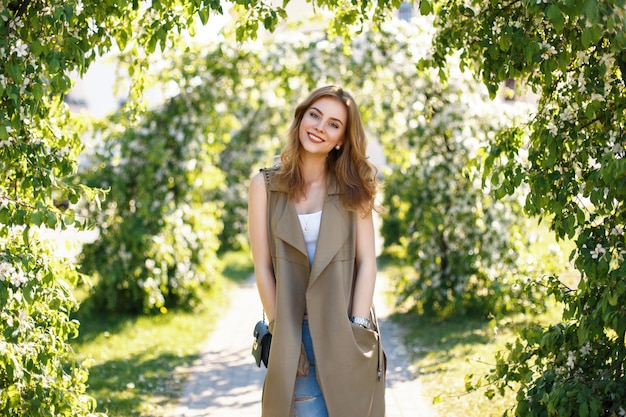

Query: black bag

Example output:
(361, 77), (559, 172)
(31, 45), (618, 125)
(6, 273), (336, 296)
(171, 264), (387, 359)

(252, 318), (272, 367)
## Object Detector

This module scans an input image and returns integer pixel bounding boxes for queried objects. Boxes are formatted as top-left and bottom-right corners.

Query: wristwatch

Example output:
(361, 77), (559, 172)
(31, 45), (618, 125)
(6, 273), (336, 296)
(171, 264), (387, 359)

(350, 316), (371, 329)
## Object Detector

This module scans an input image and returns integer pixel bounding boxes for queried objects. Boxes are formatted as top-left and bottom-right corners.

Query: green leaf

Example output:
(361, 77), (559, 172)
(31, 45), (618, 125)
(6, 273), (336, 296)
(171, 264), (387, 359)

(523, 42), (538, 63)
(263, 14), (277, 31)
(30, 211), (43, 226)
(590, 398), (601, 417)
(584, 21), (603, 48)
(118, 29), (129, 50)
(51, 74), (71, 92)
(147, 35), (157, 53)
(582, 0), (599, 24)
(6, 384), (20, 407)
(0, 208), (9, 224)
(153, 27), (168, 52)
(198, 8), (209, 25)
(579, 402), (589, 417)
(499, 34), (511, 51)
(45, 210), (57, 228)
(7, 61), (22, 82)
(30, 39), (43, 56)
(546, 5), (565, 32)
(49, 56), (60, 74)
(64, 208), (76, 225)
(33, 84), (44, 103)
(419, 0), (432, 15)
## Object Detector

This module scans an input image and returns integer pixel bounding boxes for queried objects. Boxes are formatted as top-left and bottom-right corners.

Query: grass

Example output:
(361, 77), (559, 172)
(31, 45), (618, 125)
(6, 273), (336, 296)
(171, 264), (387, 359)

(72, 250), (254, 417)
(391, 307), (563, 417)
(220, 249), (256, 284)
(382, 219), (577, 417)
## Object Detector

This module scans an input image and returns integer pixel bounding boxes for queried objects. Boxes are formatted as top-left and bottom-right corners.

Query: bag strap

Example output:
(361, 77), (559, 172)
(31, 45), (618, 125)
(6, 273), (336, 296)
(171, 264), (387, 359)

(260, 167), (273, 324)
(371, 306), (385, 381)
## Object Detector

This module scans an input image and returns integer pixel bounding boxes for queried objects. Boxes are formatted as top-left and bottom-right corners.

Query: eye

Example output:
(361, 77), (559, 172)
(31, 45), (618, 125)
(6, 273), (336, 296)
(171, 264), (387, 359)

(329, 122), (339, 129)
(309, 111), (319, 119)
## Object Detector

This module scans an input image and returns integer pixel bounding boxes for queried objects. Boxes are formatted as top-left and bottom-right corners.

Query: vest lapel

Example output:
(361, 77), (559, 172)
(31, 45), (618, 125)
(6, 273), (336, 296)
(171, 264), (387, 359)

(309, 193), (349, 286)
(271, 174), (349, 279)
(274, 198), (308, 258)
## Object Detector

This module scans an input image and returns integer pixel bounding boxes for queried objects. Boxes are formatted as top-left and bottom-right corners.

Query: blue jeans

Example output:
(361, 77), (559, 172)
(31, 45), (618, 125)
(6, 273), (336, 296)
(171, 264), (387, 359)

(293, 320), (329, 417)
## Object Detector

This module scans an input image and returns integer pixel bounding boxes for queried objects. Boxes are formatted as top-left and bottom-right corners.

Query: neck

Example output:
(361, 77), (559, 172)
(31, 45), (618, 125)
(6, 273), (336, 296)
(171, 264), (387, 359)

(301, 155), (327, 185)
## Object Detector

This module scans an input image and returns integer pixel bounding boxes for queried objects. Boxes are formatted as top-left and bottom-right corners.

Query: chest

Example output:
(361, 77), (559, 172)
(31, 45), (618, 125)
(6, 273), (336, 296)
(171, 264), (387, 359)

(294, 182), (326, 214)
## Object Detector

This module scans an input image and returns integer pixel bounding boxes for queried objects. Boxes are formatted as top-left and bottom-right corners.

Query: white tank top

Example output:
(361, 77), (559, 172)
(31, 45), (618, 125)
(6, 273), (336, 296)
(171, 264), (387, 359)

(297, 210), (322, 267)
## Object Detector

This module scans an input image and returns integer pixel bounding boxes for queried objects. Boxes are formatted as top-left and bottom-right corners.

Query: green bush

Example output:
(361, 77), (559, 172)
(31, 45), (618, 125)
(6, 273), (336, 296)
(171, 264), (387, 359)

(78, 93), (225, 314)
(380, 71), (549, 319)
(0, 235), (101, 416)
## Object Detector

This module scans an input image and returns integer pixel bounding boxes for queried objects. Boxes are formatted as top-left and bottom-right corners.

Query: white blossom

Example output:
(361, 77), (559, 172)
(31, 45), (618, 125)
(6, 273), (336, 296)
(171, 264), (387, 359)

(546, 122), (558, 135)
(590, 93), (604, 102)
(590, 243), (606, 260)
(548, 244), (562, 256)
(0, 261), (28, 287)
(580, 342), (592, 356)
(613, 140), (625, 156)
(576, 51), (590, 65)
(611, 226), (624, 236)
(8, 16), (22, 30)
(0, 261), (16, 282)
(12, 39), (28, 58)
(566, 351), (576, 369)
(540, 41), (557, 59)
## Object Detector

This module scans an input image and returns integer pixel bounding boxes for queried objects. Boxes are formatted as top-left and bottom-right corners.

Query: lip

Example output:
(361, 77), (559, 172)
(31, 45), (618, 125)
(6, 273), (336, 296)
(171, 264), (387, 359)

(307, 132), (325, 143)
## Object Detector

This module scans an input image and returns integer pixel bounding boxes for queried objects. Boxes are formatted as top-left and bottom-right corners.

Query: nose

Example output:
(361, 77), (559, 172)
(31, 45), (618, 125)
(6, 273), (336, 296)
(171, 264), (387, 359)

(313, 119), (324, 132)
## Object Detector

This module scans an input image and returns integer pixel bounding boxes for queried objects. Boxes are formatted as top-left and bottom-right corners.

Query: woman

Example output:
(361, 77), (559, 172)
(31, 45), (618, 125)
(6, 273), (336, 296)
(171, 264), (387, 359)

(248, 85), (386, 417)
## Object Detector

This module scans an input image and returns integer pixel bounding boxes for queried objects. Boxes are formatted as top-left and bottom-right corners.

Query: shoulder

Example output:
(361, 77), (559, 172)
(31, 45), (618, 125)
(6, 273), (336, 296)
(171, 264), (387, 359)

(255, 165), (283, 192)
(261, 165), (280, 178)
(251, 164), (276, 184)
(250, 170), (266, 187)
(249, 172), (268, 205)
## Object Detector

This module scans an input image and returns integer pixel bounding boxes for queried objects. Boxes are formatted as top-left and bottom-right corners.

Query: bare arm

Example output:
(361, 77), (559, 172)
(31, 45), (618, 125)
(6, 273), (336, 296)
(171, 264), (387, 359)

(248, 171), (276, 322)
(351, 212), (377, 319)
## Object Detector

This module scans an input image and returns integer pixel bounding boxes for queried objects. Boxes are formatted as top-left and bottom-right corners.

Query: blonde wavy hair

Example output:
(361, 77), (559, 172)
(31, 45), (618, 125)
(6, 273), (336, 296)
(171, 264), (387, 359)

(277, 85), (378, 214)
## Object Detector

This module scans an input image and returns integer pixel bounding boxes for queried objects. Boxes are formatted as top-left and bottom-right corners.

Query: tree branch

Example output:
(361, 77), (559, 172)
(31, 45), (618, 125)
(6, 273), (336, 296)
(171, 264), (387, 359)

(9, 0), (32, 18)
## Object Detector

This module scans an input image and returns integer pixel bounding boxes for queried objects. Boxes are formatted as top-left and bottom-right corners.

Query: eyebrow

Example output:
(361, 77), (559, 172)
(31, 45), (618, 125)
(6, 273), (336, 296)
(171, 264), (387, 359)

(310, 106), (345, 126)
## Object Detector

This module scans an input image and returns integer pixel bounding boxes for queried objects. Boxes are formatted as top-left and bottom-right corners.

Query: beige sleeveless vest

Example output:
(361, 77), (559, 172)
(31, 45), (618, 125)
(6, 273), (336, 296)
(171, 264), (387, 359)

(260, 166), (386, 417)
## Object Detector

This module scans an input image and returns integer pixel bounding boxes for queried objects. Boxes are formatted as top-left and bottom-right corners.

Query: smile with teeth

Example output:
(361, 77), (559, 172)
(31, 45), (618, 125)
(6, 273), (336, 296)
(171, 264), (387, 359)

(308, 132), (325, 143)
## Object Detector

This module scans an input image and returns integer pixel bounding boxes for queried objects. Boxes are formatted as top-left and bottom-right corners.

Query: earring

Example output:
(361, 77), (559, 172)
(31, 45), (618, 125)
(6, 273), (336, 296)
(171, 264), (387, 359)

(335, 145), (341, 150)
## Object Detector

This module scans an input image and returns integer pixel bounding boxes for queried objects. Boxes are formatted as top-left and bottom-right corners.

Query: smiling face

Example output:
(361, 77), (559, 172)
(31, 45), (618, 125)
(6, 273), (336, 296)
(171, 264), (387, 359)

(298, 96), (347, 156)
